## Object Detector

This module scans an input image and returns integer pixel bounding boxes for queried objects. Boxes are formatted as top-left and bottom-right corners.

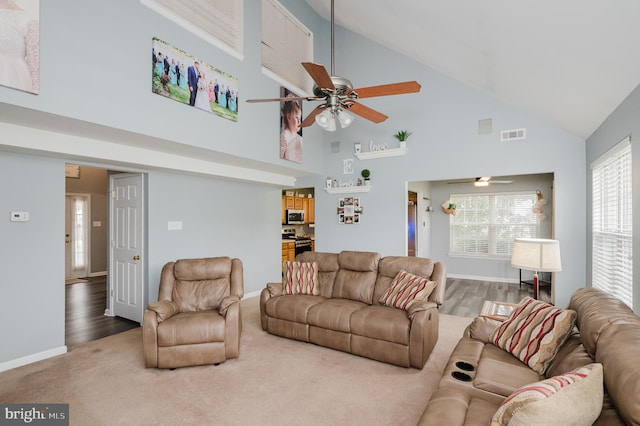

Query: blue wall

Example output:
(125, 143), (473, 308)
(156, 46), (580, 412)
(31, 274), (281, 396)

(0, 0), (603, 367)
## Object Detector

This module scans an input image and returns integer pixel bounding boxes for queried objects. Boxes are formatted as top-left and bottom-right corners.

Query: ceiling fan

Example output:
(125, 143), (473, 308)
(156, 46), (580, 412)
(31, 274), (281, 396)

(447, 176), (514, 186)
(246, 0), (421, 131)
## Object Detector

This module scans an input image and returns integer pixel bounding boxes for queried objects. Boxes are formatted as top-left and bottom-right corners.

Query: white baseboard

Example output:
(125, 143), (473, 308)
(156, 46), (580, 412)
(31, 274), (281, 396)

(0, 346), (67, 373)
(88, 271), (107, 277)
(244, 290), (261, 299)
(447, 273), (519, 284)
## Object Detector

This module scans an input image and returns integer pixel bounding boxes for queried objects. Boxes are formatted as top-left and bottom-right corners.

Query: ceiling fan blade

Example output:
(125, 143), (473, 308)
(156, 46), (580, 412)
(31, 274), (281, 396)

(447, 180), (476, 184)
(346, 101), (388, 123)
(246, 96), (323, 103)
(490, 180), (514, 184)
(302, 62), (335, 90)
(349, 81), (421, 99)
(300, 105), (324, 128)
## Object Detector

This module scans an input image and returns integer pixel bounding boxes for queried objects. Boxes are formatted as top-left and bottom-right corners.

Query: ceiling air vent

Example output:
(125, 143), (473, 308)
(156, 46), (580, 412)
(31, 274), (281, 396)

(500, 128), (526, 141)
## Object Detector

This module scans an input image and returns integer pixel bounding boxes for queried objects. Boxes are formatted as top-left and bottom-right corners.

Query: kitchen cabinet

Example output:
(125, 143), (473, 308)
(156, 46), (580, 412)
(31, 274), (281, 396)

(307, 198), (314, 223)
(282, 241), (295, 266)
(284, 196), (303, 210)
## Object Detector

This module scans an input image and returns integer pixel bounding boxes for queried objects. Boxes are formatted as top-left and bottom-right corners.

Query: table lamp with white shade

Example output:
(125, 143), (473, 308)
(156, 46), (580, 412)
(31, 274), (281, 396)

(511, 238), (562, 300)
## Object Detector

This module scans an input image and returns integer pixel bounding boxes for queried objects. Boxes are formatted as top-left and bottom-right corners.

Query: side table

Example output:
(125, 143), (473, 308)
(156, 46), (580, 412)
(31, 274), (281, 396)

(480, 300), (518, 321)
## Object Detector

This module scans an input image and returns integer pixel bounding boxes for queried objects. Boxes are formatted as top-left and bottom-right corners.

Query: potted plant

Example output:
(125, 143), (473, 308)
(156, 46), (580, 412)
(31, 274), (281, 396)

(394, 130), (412, 148)
(361, 168), (371, 185)
(441, 200), (456, 215)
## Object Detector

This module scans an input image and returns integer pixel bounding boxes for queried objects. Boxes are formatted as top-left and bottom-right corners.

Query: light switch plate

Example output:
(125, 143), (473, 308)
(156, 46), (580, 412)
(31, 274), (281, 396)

(10, 211), (29, 222)
(167, 221), (182, 230)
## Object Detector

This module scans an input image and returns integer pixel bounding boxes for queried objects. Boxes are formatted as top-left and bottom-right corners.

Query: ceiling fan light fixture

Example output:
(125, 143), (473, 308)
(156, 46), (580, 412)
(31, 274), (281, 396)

(315, 109), (337, 131)
(337, 109), (354, 128)
(474, 181), (489, 187)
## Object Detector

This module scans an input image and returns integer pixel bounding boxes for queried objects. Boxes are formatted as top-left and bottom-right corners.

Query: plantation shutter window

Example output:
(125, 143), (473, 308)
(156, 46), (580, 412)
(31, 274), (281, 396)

(592, 137), (633, 308)
(142, 0), (243, 59)
(261, 0), (314, 95)
(449, 192), (539, 257)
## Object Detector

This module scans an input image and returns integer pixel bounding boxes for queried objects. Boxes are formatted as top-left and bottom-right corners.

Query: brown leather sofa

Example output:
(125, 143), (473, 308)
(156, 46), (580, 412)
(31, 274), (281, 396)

(259, 250), (446, 369)
(419, 287), (640, 425)
(142, 257), (244, 369)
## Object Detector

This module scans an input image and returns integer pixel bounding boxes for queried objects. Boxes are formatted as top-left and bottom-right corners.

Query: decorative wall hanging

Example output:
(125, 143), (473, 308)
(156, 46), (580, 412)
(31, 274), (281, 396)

(532, 190), (547, 220)
(0, 0), (40, 94)
(337, 197), (363, 224)
(152, 37), (238, 122)
(280, 86), (303, 163)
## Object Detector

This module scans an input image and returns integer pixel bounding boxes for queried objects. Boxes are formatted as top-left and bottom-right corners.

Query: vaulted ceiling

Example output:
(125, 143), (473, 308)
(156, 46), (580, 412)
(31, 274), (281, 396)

(305, 0), (640, 139)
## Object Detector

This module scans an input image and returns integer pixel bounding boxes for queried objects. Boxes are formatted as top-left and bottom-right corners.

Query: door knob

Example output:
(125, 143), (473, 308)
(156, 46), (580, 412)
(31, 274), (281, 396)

(133, 255), (140, 261)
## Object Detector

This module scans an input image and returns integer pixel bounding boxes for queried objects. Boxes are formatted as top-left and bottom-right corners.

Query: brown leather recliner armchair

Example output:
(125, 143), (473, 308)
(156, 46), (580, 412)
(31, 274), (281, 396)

(142, 257), (244, 369)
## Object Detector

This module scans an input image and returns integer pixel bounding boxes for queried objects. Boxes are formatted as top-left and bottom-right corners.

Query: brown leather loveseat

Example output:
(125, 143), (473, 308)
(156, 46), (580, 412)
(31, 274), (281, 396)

(143, 257), (244, 369)
(419, 287), (640, 425)
(260, 250), (446, 369)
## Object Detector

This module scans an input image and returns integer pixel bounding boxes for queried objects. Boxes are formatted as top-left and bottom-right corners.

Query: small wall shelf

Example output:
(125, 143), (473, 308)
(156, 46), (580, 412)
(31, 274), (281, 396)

(355, 147), (407, 160)
(324, 186), (372, 194)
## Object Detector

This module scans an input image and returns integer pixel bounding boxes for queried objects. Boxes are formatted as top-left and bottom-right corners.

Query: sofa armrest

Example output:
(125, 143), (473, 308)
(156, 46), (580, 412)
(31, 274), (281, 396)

(142, 309), (160, 368)
(260, 284), (282, 331)
(221, 295), (241, 359)
(409, 302), (440, 369)
(219, 295), (240, 317)
(407, 300), (439, 319)
(266, 282), (283, 297)
(147, 300), (179, 322)
(465, 316), (502, 343)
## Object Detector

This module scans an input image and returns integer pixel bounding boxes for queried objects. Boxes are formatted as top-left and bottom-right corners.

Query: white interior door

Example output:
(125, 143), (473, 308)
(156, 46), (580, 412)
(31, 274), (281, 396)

(110, 173), (145, 323)
(65, 194), (89, 279)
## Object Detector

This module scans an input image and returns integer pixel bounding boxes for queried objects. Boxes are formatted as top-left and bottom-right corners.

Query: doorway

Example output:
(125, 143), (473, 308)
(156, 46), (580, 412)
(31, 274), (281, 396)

(64, 165), (145, 347)
(407, 191), (417, 256)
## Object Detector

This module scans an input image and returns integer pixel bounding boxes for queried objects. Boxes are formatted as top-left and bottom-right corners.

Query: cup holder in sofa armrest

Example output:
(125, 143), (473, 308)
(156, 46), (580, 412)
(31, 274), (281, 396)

(451, 371), (472, 382)
(455, 361), (475, 372)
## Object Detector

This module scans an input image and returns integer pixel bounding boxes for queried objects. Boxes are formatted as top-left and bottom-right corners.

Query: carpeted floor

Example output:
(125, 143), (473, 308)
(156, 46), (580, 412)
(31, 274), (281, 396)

(0, 297), (472, 425)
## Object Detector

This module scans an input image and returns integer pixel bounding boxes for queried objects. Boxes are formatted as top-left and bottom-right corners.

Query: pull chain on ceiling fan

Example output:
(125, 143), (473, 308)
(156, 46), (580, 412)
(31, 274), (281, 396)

(246, 0), (422, 131)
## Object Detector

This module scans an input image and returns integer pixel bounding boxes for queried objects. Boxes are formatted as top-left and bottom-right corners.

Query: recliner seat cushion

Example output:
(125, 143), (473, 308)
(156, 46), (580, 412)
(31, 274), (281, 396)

(307, 299), (367, 332)
(350, 305), (410, 345)
(264, 295), (325, 323)
(157, 311), (225, 346)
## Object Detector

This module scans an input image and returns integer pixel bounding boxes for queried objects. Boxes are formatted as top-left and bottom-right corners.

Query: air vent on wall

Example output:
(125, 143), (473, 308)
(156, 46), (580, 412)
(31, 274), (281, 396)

(500, 128), (526, 141)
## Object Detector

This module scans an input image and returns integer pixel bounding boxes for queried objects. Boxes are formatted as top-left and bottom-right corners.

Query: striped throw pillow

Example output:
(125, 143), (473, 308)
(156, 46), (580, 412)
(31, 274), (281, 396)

(282, 261), (319, 295)
(490, 297), (577, 375)
(379, 270), (436, 310)
(491, 363), (603, 426)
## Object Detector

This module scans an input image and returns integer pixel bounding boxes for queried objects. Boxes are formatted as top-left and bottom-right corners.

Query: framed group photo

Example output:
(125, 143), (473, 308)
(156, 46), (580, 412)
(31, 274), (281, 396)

(152, 37), (238, 122)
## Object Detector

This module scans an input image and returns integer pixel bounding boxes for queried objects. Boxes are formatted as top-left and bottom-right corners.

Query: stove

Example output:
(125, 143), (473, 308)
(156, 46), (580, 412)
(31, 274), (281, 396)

(282, 228), (312, 254)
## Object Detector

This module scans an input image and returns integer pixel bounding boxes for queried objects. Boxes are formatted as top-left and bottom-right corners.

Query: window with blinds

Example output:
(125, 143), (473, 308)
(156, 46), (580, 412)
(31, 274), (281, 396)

(592, 137), (632, 308)
(141, 0), (243, 59)
(449, 192), (539, 257)
(261, 0), (313, 95)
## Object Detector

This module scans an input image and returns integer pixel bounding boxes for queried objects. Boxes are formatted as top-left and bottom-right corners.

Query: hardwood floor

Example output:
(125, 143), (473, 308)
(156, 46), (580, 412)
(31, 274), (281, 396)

(64, 276), (549, 348)
(65, 276), (139, 348)
(440, 277), (551, 318)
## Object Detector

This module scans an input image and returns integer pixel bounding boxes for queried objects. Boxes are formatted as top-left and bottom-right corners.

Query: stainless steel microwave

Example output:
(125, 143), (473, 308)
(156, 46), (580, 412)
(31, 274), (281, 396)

(286, 209), (305, 224)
